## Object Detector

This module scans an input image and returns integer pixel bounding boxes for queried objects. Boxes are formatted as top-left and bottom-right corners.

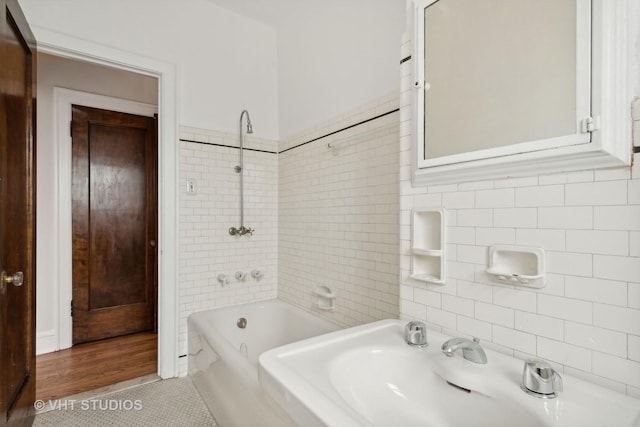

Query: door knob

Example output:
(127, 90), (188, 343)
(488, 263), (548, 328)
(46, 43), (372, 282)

(1, 271), (24, 293)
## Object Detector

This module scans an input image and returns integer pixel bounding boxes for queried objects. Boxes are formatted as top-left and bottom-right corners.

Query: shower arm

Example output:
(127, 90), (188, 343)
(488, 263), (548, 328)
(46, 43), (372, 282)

(229, 110), (254, 236)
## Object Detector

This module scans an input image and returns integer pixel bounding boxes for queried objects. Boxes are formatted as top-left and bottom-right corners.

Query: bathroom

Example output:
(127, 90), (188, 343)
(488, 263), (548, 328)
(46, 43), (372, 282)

(16, 0), (640, 425)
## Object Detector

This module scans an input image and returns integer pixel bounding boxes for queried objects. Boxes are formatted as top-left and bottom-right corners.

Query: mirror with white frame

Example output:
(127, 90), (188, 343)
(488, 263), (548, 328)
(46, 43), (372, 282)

(411, 0), (633, 186)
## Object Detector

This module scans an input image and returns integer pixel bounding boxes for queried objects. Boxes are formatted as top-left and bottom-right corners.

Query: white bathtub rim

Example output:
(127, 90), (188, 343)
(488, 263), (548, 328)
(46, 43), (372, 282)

(188, 297), (343, 330)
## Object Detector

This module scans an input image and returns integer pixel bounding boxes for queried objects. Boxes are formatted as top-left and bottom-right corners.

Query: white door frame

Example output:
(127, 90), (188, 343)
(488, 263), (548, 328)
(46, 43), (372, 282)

(37, 27), (179, 379)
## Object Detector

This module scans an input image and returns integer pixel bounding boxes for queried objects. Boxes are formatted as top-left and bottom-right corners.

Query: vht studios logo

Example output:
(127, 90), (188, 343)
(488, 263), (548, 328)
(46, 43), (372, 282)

(34, 399), (143, 411)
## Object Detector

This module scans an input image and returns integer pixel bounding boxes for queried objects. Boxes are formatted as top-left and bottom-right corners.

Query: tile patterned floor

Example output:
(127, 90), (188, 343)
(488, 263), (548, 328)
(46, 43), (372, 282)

(33, 377), (216, 427)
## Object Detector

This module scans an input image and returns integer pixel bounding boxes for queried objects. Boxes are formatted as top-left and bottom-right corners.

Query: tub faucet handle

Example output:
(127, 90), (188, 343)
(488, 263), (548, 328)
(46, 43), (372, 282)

(404, 321), (428, 347)
(239, 226), (254, 236)
(216, 274), (230, 286)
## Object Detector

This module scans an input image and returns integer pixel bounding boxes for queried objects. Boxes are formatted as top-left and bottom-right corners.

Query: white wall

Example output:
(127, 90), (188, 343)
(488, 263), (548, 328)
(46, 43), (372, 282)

(36, 53), (158, 354)
(399, 33), (640, 397)
(279, 95), (400, 327)
(19, 0), (279, 140)
(274, 1), (404, 324)
(277, 0), (405, 139)
(178, 127), (278, 374)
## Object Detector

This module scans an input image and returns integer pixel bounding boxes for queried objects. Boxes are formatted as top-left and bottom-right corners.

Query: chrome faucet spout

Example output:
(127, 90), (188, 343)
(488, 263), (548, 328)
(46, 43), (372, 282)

(441, 337), (487, 364)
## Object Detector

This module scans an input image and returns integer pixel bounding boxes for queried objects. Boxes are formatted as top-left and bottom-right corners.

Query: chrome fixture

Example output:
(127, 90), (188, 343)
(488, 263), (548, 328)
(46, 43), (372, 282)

(229, 225), (253, 236)
(229, 110), (254, 237)
(404, 321), (428, 347)
(441, 337), (487, 364)
(237, 317), (247, 329)
(217, 270), (261, 285)
(521, 359), (563, 399)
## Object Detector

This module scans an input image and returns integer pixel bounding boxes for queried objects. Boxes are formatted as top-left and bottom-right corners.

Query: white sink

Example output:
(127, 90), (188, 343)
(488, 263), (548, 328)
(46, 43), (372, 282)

(329, 346), (539, 427)
(258, 319), (640, 427)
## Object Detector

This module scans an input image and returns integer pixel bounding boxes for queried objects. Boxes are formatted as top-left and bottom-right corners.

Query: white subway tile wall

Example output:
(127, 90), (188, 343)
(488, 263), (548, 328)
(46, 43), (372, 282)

(278, 95), (400, 327)
(399, 35), (640, 395)
(178, 128), (278, 373)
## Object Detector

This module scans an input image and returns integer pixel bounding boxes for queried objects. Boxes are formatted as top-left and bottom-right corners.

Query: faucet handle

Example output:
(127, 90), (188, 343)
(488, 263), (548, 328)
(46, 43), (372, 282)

(216, 274), (230, 286)
(404, 321), (428, 347)
(521, 358), (562, 398)
(238, 226), (254, 236)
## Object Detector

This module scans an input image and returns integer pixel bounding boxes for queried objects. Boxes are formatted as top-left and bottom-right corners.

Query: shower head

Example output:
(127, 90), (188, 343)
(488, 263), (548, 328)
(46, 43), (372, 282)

(240, 109), (253, 134)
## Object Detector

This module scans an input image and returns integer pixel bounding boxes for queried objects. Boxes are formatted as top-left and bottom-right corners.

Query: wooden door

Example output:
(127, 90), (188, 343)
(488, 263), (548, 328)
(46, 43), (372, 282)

(71, 105), (157, 344)
(0, 1), (37, 426)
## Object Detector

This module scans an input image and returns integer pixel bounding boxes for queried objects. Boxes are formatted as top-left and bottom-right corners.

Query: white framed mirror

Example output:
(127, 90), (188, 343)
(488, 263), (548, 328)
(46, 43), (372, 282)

(411, 0), (633, 186)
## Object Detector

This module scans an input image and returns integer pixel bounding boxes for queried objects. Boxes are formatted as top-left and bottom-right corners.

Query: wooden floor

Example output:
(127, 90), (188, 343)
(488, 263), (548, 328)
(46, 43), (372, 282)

(36, 332), (157, 401)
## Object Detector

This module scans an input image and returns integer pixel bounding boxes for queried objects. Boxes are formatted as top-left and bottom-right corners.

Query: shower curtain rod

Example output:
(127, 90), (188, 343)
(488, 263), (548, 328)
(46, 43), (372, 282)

(279, 108), (399, 154)
(326, 125), (395, 150)
(180, 107), (400, 155)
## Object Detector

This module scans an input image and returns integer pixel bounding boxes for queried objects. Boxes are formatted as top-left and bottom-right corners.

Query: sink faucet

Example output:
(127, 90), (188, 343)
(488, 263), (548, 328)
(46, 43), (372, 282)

(441, 337), (487, 364)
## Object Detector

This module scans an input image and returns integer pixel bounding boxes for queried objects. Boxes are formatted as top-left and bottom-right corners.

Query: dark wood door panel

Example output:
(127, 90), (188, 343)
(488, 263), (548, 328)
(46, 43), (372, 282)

(0, 1), (37, 426)
(72, 304), (155, 341)
(2, 9), (29, 410)
(72, 105), (157, 344)
(89, 123), (148, 309)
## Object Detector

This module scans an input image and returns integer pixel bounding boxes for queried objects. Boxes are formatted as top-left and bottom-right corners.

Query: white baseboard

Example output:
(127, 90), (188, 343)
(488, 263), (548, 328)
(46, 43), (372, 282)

(36, 330), (58, 355)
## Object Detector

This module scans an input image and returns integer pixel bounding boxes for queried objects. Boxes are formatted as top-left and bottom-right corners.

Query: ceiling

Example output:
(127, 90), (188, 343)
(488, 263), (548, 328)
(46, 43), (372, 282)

(203, 0), (303, 29)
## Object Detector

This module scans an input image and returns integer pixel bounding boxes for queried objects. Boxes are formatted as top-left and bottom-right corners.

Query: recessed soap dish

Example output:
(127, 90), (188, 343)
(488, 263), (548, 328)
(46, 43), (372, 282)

(313, 286), (336, 311)
(486, 245), (545, 288)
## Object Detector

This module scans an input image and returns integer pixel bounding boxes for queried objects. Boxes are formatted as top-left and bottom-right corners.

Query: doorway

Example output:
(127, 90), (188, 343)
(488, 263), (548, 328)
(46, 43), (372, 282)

(34, 32), (179, 380)
(35, 54), (165, 400)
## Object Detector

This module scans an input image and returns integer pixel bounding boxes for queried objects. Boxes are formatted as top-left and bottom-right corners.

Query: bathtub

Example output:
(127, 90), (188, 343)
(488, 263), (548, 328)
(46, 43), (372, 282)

(188, 298), (341, 427)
